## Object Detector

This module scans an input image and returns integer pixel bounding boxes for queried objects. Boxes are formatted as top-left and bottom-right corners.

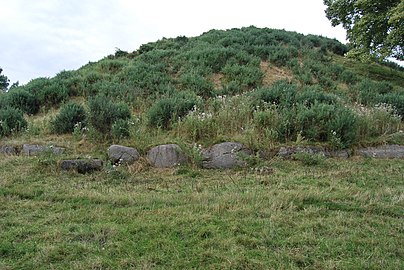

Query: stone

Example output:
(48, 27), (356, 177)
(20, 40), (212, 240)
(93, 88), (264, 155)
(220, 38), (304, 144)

(22, 144), (65, 156)
(327, 149), (351, 158)
(202, 142), (252, 169)
(0, 145), (18, 155)
(357, 145), (404, 158)
(60, 159), (103, 174)
(277, 146), (326, 159)
(108, 145), (140, 165)
(147, 144), (187, 168)
(278, 146), (350, 159)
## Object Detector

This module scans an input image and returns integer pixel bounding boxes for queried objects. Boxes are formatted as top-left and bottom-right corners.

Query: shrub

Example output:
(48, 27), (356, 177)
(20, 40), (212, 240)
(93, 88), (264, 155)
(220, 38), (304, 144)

(21, 77), (68, 108)
(340, 70), (358, 85)
(0, 107), (27, 137)
(5, 88), (40, 114)
(222, 64), (263, 90)
(380, 93), (404, 118)
(111, 119), (130, 139)
(35, 81), (69, 108)
(296, 86), (339, 107)
(117, 61), (172, 97)
(253, 80), (297, 108)
(296, 103), (357, 147)
(179, 72), (214, 97)
(148, 91), (199, 129)
(268, 45), (298, 66)
(51, 102), (87, 134)
(88, 95), (131, 134)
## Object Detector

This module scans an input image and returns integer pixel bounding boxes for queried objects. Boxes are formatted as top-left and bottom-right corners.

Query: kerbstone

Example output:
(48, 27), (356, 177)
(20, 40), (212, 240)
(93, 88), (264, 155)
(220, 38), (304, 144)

(202, 142), (252, 169)
(108, 145), (140, 165)
(147, 144), (187, 168)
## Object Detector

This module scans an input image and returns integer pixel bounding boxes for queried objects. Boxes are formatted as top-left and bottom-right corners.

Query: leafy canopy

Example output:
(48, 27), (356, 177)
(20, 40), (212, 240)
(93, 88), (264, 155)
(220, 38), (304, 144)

(0, 68), (10, 92)
(324, 0), (403, 61)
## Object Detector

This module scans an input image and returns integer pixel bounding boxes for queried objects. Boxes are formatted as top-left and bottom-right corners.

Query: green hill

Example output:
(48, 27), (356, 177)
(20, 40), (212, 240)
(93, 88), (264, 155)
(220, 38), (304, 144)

(1, 26), (403, 151)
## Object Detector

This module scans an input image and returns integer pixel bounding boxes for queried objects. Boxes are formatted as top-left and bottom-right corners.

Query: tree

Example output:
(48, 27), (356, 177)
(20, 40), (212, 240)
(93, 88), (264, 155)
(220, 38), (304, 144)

(324, 0), (403, 61)
(0, 68), (10, 92)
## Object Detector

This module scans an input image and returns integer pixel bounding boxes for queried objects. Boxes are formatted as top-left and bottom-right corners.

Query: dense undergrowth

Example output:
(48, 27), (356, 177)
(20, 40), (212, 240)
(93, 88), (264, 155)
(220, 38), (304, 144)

(1, 26), (403, 150)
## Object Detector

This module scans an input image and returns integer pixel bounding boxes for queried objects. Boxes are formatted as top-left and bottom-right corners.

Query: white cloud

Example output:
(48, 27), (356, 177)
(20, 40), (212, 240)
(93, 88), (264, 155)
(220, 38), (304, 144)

(0, 0), (347, 84)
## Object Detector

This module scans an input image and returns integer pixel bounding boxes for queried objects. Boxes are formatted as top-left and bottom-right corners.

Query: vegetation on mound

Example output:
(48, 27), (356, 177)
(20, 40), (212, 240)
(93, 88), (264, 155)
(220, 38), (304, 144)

(0, 26), (403, 150)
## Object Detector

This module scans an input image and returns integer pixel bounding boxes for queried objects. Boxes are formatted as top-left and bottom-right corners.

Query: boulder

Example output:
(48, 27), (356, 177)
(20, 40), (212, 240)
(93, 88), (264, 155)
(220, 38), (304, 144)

(277, 146), (350, 159)
(202, 142), (252, 169)
(278, 146), (326, 159)
(108, 145), (140, 165)
(22, 144), (65, 156)
(327, 149), (351, 158)
(357, 145), (404, 158)
(0, 145), (18, 155)
(60, 159), (103, 174)
(147, 144), (187, 168)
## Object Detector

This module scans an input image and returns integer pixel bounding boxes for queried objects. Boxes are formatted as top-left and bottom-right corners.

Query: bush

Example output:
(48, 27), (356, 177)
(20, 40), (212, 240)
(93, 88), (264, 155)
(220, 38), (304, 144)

(37, 81), (69, 108)
(117, 61), (172, 97)
(111, 119), (130, 139)
(268, 45), (298, 66)
(148, 91), (199, 129)
(5, 88), (40, 114)
(51, 102), (87, 134)
(179, 72), (214, 97)
(21, 77), (68, 108)
(253, 80), (297, 108)
(296, 103), (357, 147)
(222, 64), (263, 90)
(88, 95), (131, 134)
(0, 107), (27, 137)
(296, 86), (339, 107)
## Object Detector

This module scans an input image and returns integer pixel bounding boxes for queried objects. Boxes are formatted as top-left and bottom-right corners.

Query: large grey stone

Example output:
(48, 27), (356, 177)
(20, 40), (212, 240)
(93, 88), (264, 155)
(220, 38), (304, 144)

(278, 146), (326, 158)
(278, 146), (350, 159)
(0, 145), (18, 155)
(22, 144), (65, 156)
(147, 144), (187, 168)
(202, 142), (252, 169)
(60, 159), (103, 174)
(108, 145), (140, 165)
(357, 145), (404, 158)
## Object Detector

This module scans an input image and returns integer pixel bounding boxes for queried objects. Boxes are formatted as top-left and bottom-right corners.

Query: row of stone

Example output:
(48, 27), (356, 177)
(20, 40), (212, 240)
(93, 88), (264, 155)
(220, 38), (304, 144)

(0, 144), (65, 156)
(1, 142), (404, 173)
(108, 142), (250, 169)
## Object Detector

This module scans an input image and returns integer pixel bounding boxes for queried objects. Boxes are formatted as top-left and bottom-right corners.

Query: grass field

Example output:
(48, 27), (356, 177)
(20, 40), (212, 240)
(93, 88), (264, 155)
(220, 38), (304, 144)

(1, 154), (403, 269)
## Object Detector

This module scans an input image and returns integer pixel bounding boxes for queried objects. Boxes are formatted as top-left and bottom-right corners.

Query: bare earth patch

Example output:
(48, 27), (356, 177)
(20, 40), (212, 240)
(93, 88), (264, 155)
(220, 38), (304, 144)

(260, 61), (293, 86)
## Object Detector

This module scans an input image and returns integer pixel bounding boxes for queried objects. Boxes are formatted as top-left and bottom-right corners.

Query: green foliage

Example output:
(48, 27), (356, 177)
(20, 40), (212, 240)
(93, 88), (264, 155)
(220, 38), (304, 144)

(324, 0), (403, 60)
(5, 89), (40, 114)
(88, 95), (131, 134)
(117, 61), (172, 97)
(148, 91), (200, 129)
(21, 77), (69, 109)
(178, 72), (214, 98)
(111, 119), (130, 139)
(0, 67), (10, 92)
(296, 103), (358, 147)
(268, 45), (298, 66)
(0, 107), (27, 136)
(295, 86), (339, 107)
(253, 80), (298, 107)
(51, 102), (87, 134)
(222, 64), (263, 91)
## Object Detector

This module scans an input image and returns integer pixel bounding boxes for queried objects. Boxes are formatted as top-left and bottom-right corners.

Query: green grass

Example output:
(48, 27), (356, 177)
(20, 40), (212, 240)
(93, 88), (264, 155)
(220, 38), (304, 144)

(1, 155), (403, 269)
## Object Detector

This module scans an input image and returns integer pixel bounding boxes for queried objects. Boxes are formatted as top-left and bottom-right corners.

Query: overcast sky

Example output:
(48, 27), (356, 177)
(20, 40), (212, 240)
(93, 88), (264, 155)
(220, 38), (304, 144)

(0, 0), (348, 85)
